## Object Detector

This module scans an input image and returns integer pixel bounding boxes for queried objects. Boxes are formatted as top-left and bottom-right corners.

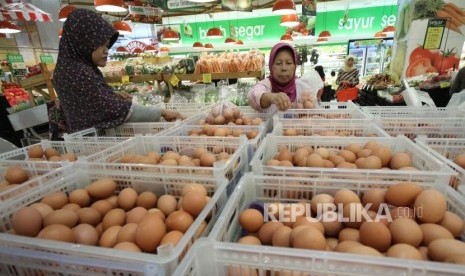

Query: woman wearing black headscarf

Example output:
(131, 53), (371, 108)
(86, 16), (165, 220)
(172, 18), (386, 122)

(53, 9), (182, 134)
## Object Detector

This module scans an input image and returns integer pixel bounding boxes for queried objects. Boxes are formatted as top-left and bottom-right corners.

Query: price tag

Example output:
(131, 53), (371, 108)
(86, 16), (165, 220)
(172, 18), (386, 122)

(170, 74), (179, 86)
(121, 75), (130, 84)
(439, 81), (450, 88)
(202, 73), (212, 83)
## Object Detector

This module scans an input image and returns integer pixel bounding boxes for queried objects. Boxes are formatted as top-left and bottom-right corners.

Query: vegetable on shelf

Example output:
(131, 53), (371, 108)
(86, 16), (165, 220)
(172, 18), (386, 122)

(436, 2), (465, 34)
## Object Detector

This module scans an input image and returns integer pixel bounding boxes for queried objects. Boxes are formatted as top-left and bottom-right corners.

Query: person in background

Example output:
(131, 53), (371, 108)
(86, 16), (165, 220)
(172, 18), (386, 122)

(449, 66), (465, 96)
(248, 42), (323, 111)
(53, 9), (182, 135)
(314, 65), (325, 101)
(336, 55), (360, 91)
(330, 70), (338, 99)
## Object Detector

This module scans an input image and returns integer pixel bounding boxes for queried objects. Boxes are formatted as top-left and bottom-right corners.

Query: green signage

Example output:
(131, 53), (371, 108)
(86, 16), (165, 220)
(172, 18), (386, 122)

(315, 5), (398, 36)
(39, 54), (54, 64)
(7, 54), (24, 63)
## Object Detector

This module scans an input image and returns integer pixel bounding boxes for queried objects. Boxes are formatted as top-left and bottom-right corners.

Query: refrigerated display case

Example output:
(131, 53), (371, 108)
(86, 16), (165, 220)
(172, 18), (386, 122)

(312, 44), (347, 76)
(348, 38), (394, 77)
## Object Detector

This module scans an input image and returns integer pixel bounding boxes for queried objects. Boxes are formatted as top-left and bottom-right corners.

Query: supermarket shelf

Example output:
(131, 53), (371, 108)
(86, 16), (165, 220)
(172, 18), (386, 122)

(104, 74), (163, 83)
(163, 70), (264, 82)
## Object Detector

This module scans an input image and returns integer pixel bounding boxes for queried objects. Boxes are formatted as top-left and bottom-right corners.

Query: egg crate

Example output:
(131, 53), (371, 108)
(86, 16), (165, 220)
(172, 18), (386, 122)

(83, 135), (248, 196)
(0, 163), (229, 275)
(275, 106), (371, 120)
(157, 123), (267, 163)
(64, 121), (179, 141)
(361, 106), (465, 119)
(0, 161), (72, 203)
(163, 102), (214, 119)
(182, 173), (465, 276)
(272, 120), (390, 137)
(250, 135), (455, 184)
(415, 137), (465, 192)
(0, 139), (120, 161)
(375, 118), (465, 140)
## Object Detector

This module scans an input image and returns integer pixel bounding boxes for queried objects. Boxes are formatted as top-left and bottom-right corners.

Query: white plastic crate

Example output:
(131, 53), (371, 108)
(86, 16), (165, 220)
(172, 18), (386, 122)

(0, 161), (71, 203)
(0, 139), (120, 161)
(415, 137), (465, 191)
(317, 100), (358, 109)
(183, 173), (465, 276)
(157, 123), (267, 163)
(376, 118), (465, 140)
(361, 106), (465, 119)
(0, 162), (229, 275)
(272, 120), (390, 137)
(84, 135), (248, 195)
(163, 102), (214, 119)
(0, 246), (164, 276)
(251, 135), (455, 183)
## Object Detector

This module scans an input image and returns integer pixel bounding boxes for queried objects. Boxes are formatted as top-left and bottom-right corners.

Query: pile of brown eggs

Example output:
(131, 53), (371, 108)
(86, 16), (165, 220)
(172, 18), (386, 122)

(187, 125), (259, 140)
(198, 105), (263, 127)
(237, 182), (465, 263)
(266, 141), (416, 170)
(1, 166), (30, 192)
(27, 144), (77, 162)
(11, 179), (210, 253)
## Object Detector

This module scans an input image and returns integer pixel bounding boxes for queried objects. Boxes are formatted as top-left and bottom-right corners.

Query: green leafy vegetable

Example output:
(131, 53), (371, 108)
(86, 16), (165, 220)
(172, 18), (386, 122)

(412, 0), (445, 20)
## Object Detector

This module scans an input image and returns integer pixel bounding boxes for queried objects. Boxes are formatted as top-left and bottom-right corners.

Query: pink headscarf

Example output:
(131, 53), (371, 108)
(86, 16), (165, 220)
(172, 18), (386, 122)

(268, 42), (297, 101)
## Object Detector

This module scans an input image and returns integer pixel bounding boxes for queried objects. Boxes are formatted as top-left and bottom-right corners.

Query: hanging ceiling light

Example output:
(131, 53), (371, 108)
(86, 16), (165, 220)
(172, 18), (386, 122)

(162, 29), (180, 41)
(145, 45), (156, 52)
(116, 46), (128, 52)
(382, 25), (395, 36)
(59, 5), (76, 22)
(317, 30), (331, 42)
(235, 39), (244, 45)
(160, 46), (170, 52)
(206, 27), (223, 39)
(224, 37), (236, 44)
(113, 21), (132, 35)
(94, 0), (127, 13)
(0, 21), (20, 34)
(58, 28), (63, 38)
(280, 14), (299, 27)
(374, 31), (387, 38)
(280, 34), (293, 42)
(204, 43), (214, 48)
(193, 41), (204, 48)
(272, 0), (296, 15)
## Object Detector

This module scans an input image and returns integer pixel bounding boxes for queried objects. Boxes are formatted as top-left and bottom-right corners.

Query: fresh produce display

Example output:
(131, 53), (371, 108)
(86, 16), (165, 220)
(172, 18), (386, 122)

(10, 178), (210, 253)
(436, 1), (465, 34)
(2, 81), (30, 107)
(194, 49), (264, 74)
(406, 46), (460, 77)
(366, 73), (396, 90)
(236, 182), (465, 263)
(24, 64), (43, 78)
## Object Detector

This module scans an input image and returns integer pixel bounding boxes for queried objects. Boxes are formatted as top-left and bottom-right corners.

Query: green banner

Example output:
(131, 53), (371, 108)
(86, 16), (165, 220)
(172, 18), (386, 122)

(315, 5), (398, 36)
(7, 54), (24, 63)
(39, 54), (54, 64)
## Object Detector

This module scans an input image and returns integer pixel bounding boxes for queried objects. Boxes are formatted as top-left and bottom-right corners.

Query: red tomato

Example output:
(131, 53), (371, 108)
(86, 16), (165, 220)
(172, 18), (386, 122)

(432, 54), (460, 74)
(409, 47), (435, 64)
(406, 57), (438, 77)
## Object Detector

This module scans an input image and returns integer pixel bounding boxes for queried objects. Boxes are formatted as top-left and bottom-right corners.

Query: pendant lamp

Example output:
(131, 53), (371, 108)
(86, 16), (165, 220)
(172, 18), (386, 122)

(113, 21), (132, 35)
(193, 41), (204, 48)
(116, 46), (128, 52)
(382, 25), (395, 36)
(59, 5), (76, 22)
(58, 28), (63, 38)
(374, 31), (386, 38)
(94, 0), (127, 13)
(280, 34), (293, 42)
(272, 0), (296, 15)
(280, 14), (299, 27)
(235, 39), (244, 45)
(204, 43), (214, 48)
(317, 30), (331, 42)
(225, 37), (236, 44)
(160, 46), (170, 52)
(145, 45), (156, 52)
(206, 27), (223, 39)
(162, 29), (180, 41)
(0, 21), (20, 34)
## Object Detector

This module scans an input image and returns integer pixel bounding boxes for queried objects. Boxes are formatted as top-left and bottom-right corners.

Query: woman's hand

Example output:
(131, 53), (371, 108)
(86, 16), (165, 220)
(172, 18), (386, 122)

(262, 92), (291, 111)
(116, 91), (133, 102)
(161, 110), (184, 122)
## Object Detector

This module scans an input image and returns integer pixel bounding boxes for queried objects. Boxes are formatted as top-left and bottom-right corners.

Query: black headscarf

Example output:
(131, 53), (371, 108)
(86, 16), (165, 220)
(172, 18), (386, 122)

(53, 9), (131, 133)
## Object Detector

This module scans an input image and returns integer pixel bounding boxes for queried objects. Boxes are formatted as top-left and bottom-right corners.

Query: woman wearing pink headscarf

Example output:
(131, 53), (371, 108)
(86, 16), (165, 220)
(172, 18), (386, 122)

(248, 42), (323, 111)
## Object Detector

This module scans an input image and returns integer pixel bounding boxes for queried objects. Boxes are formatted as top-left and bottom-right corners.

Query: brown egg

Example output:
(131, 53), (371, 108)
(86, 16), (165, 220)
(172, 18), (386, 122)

(334, 189), (361, 206)
(147, 208), (166, 221)
(389, 218), (423, 247)
(126, 207), (148, 224)
(445, 254), (465, 264)
(44, 147), (60, 159)
(360, 155), (382, 169)
(362, 188), (386, 212)
(182, 191), (207, 216)
(27, 144), (44, 158)
(357, 149), (372, 158)
(306, 153), (325, 167)
(86, 178), (117, 199)
(315, 147), (330, 159)
(284, 128), (298, 136)
(334, 240), (362, 252)
(102, 208), (126, 231)
(414, 189), (446, 223)
(420, 223), (454, 245)
(12, 206), (43, 237)
(193, 148), (208, 159)
(326, 237), (339, 251)
(346, 245), (383, 256)
(390, 152), (412, 170)
(157, 194), (177, 216)
(321, 211), (344, 237)
(43, 209), (79, 228)
(292, 226), (326, 250)
(336, 161), (357, 169)
(257, 221), (283, 245)
(453, 153), (465, 169)
(294, 217), (325, 234)
(390, 206), (416, 220)
(329, 155), (345, 167)
(117, 223), (138, 243)
(40, 192), (69, 210)
(385, 182), (422, 207)
(165, 210), (194, 233)
(439, 211), (465, 238)
(266, 159), (280, 166)
(160, 230), (184, 247)
(91, 200), (113, 217)
(428, 239), (465, 262)
(199, 152), (216, 167)
(239, 209), (264, 233)
(29, 202), (53, 218)
(342, 203), (365, 229)
(135, 215), (166, 252)
(271, 225), (292, 247)
(339, 150), (356, 163)
(73, 224), (99, 245)
(359, 221), (392, 252)
(277, 149), (293, 162)
(69, 189), (91, 207)
(118, 187), (138, 211)
(61, 203), (81, 212)
(238, 235), (262, 245)
(61, 152), (77, 162)
(213, 128), (227, 137)
(99, 225), (122, 248)
(106, 195), (119, 208)
(372, 146), (392, 167)
(77, 207), (102, 226)
(363, 141), (379, 151)
(114, 242), (142, 252)
(338, 227), (359, 243)
(38, 224), (75, 243)
(217, 152), (231, 161)
(161, 151), (181, 162)
(4, 166), (29, 184)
